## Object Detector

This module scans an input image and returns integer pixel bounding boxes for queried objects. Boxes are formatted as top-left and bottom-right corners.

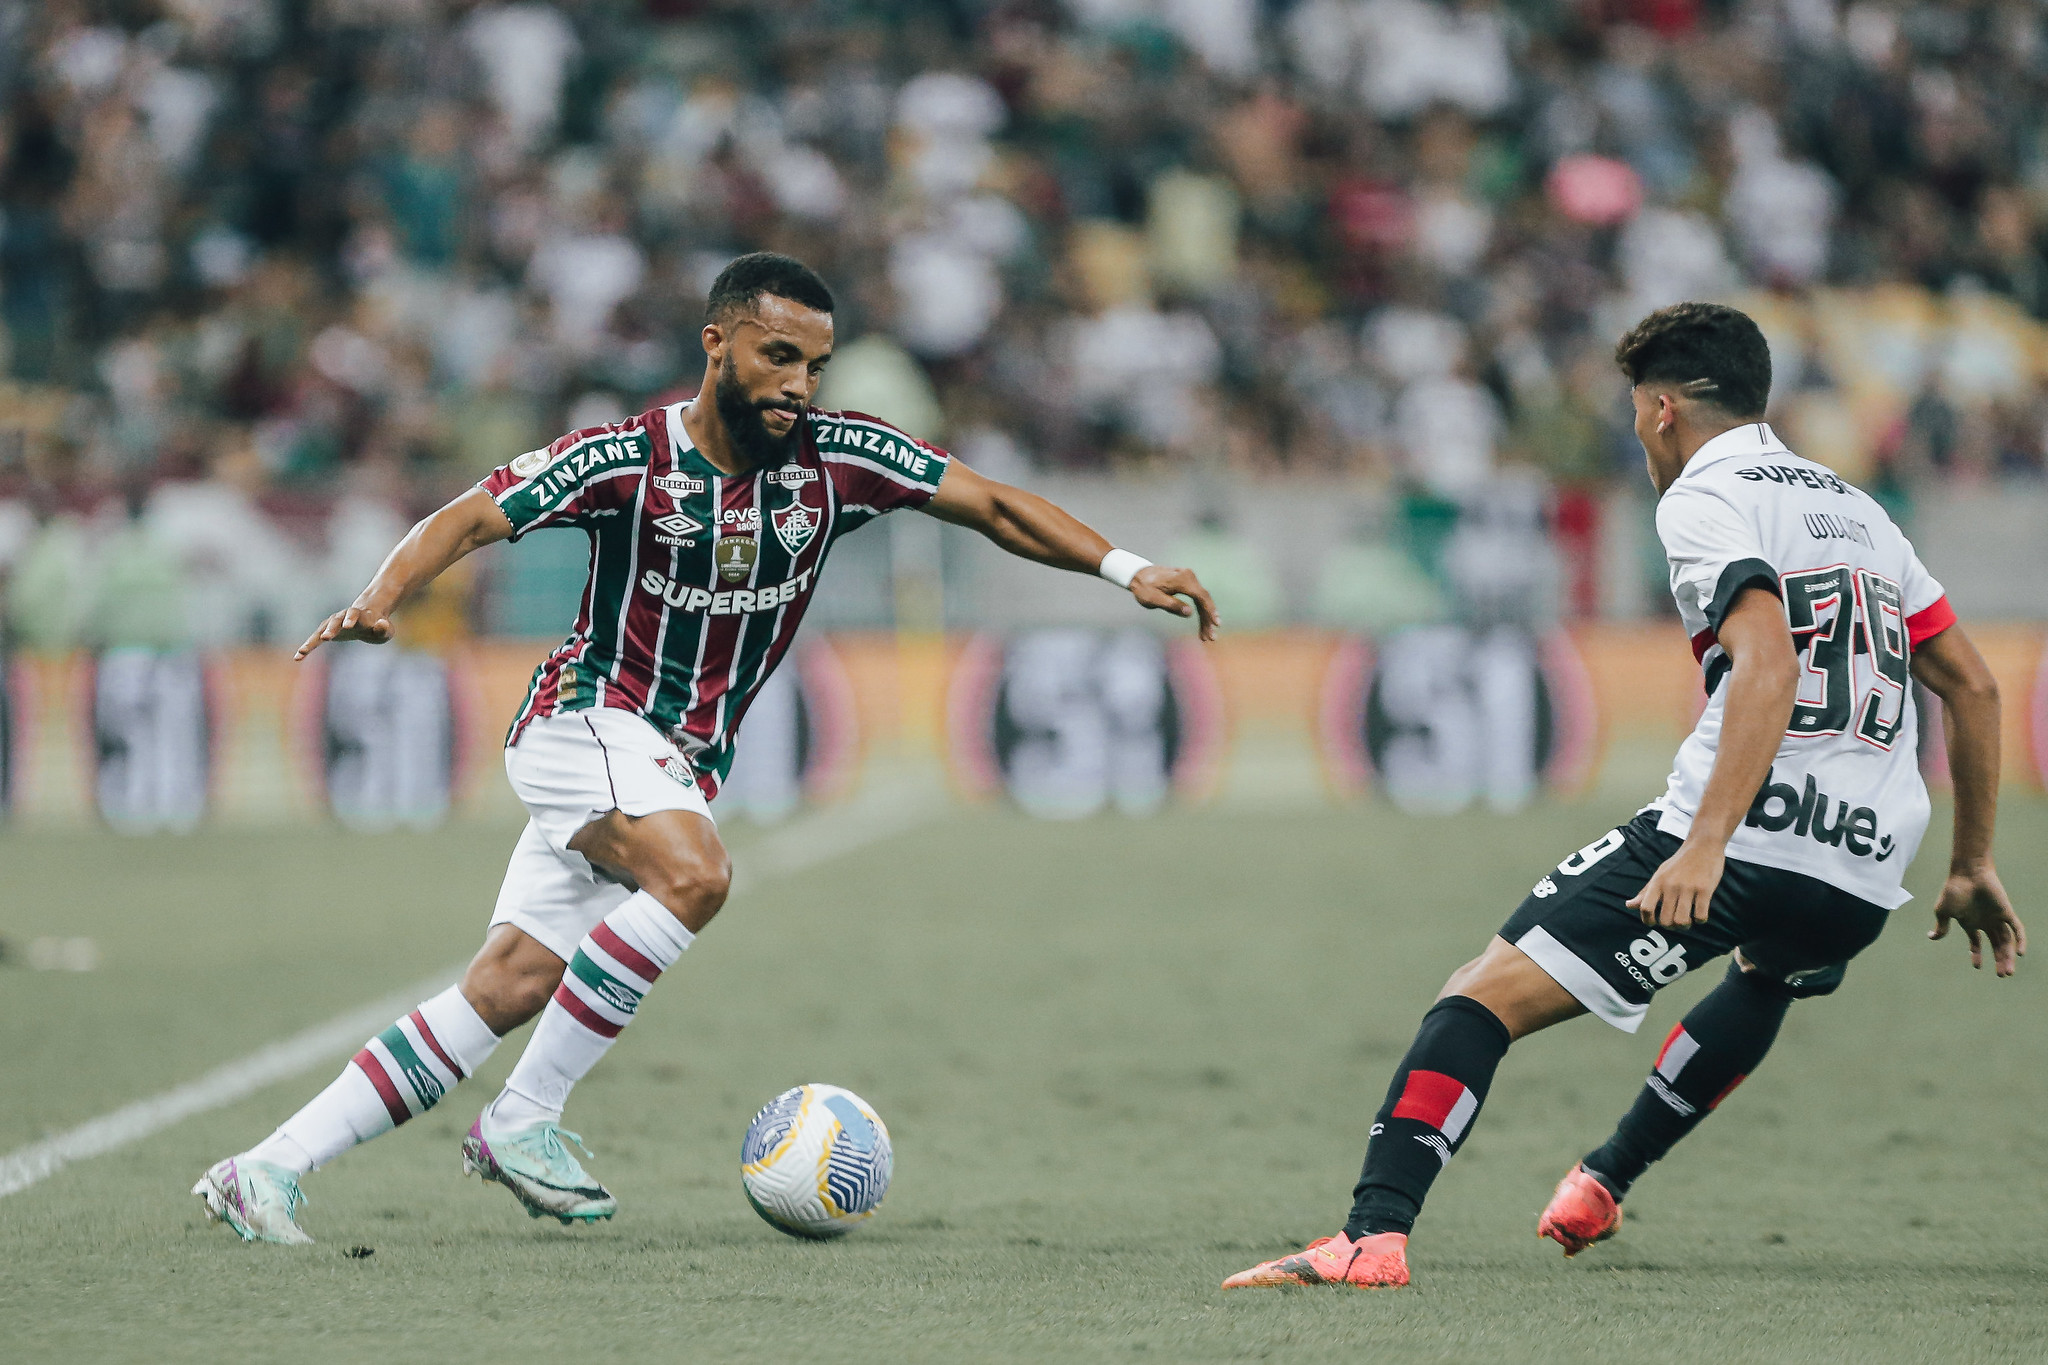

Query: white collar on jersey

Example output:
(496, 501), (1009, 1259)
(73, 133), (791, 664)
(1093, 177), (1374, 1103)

(1676, 420), (1789, 483)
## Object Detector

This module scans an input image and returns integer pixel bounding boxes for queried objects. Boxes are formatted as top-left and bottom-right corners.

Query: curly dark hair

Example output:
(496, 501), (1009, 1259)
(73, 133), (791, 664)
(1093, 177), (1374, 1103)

(706, 252), (835, 325)
(1614, 302), (1771, 419)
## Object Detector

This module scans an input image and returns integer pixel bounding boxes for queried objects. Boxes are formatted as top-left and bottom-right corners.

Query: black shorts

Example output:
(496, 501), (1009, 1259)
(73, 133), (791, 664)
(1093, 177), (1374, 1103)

(1498, 811), (1890, 1032)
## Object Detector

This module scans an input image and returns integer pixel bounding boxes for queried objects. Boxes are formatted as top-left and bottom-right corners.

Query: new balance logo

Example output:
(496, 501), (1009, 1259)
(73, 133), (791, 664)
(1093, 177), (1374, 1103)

(1647, 1074), (1695, 1116)
(1413, 1132), (1453, 1167)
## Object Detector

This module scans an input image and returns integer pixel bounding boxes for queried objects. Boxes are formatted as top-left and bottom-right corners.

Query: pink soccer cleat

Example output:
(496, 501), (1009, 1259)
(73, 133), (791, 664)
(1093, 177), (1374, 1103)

(1537, 1163), (1622, 1256)
(1221, 1231), (1410, 1289)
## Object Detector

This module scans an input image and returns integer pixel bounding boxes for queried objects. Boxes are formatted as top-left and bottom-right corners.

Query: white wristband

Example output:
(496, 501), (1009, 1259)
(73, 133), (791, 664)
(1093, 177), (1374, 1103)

(1098, 548), (1152, 589)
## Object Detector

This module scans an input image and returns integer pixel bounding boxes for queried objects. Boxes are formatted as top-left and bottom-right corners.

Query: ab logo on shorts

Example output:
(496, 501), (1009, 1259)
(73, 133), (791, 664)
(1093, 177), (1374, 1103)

(1619, 930), (1689, 989)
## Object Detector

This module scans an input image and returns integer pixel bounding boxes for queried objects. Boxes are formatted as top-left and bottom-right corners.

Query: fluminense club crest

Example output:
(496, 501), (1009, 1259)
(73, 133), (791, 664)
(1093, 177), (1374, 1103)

(772, 501), (819, 556)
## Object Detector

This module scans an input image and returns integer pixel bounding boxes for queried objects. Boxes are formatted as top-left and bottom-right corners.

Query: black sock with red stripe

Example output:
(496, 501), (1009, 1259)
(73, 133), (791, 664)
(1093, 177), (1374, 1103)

(1344, 995), (1512, 1239)
(1582, 962), (1791, 1200)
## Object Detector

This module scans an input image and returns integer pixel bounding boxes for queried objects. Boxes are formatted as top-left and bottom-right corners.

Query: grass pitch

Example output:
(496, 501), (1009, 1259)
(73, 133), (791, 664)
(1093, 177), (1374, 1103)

(3, 793), (2045, 1363)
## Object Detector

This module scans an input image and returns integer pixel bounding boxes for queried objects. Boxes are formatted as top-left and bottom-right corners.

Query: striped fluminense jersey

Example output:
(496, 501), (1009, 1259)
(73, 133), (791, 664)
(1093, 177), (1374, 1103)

(478, 401), (948, 797)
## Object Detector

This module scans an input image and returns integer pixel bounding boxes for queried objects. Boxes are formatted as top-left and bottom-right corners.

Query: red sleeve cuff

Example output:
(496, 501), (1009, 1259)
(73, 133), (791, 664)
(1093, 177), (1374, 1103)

(1906, 595), (1957, 648)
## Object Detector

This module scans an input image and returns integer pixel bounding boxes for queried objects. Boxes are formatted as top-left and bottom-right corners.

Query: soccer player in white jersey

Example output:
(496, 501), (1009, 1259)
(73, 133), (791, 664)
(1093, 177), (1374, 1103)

(191, 253), (1218, 1244)
(1224, 302), (2026, 1291)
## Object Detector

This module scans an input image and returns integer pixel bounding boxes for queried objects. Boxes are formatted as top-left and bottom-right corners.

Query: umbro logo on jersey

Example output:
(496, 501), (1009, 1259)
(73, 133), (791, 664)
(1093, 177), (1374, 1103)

(654, 473), (705, 497)
(1744, 767), (1894, 860)
(653, 511), (702, 547)
(654, 512), (703, 537)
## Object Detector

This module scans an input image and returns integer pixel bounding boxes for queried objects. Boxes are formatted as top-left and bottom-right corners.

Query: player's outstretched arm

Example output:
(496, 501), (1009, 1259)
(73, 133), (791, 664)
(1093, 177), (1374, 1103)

(1912, 625), (2025, 975)
(1628, 585), (1799, 930)
(922, 459), (1219, 640)
(295, 488), (514, 660)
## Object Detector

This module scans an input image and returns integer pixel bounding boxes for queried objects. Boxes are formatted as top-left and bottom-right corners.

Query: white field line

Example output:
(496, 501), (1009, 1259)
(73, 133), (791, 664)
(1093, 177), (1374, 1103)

(0, 784), (944, 1199)
(0, 972), (459, 1199)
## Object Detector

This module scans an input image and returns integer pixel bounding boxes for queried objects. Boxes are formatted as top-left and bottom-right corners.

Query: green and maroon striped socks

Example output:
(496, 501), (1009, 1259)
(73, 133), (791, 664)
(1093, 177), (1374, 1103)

(489, 892), (693, 1129)
(247, 986), (502, 1174)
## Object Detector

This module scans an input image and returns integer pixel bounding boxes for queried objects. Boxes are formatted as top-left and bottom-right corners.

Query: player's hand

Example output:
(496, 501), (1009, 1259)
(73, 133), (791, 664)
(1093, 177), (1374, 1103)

(1130, 566), (1219, 641)
(295, 604), (395, 660)
(1929, 864), (2026, 976)
(1628, 840), (1724, 930)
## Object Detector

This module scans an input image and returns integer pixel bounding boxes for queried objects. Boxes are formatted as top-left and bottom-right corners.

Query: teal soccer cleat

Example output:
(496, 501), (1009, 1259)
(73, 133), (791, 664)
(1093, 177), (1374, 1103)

(191, 1156), (314, 1245)
(462, 1114), (618, 1224)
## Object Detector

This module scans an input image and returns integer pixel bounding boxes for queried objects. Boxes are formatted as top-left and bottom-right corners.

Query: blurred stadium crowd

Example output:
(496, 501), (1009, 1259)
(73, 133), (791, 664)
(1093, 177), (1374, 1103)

(3, 0), (2048, 650)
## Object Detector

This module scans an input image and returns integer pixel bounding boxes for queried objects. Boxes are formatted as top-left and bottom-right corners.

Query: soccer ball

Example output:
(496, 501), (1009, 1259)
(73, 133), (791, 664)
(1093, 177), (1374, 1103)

(740, 1083), (893, 1239)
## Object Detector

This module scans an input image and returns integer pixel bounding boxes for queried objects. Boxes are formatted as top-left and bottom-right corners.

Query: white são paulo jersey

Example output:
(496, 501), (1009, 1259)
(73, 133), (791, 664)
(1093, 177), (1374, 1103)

(1648, 422), (1957, 908)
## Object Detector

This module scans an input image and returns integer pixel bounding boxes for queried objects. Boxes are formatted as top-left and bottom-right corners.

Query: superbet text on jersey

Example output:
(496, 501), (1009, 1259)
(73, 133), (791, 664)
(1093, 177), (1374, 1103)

(1648, 421), (1956, 909)
(478, 402), (948, 797)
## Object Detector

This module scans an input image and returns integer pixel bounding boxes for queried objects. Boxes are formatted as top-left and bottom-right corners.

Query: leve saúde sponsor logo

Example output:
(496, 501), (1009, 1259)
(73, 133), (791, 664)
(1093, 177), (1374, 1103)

(1744, 766), (1895, 860)
(639, 566), (816, 615)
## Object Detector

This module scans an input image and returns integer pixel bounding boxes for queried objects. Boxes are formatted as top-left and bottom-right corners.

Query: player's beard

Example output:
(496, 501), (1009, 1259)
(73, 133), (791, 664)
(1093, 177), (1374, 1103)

(715, 356), (803, 470)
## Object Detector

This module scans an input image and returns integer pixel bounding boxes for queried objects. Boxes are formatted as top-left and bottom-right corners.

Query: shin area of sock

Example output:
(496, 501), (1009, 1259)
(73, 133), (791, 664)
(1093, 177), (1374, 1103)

(259, 987), (501, 1173)
(1345, 995), (1512, 1238)
(1582, 964), (1792, 1196)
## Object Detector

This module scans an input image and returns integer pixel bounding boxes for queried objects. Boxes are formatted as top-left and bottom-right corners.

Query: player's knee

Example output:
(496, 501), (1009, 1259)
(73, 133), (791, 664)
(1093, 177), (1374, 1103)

(1440, 953), (1493, 998)
(642, 845), (731, 932)
(1733, 955), (1845, 1000)
(462, 947), (562, 1033)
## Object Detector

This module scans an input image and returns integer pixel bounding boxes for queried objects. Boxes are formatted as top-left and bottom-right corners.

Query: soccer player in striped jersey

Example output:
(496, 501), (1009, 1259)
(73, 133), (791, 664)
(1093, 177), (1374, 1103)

(193, 252), (1218, 1244)
(1223, 302), (2025, 1292)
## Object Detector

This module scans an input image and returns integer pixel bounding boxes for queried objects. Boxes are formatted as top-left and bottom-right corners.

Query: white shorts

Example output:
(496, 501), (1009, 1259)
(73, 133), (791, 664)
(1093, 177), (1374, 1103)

(488, 708), (714, 962)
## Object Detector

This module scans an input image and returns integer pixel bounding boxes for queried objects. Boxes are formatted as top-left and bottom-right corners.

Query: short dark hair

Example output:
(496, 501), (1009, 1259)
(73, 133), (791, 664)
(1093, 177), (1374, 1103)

(706, 252), (834, 325)
(1614, 302), (1771, 419)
